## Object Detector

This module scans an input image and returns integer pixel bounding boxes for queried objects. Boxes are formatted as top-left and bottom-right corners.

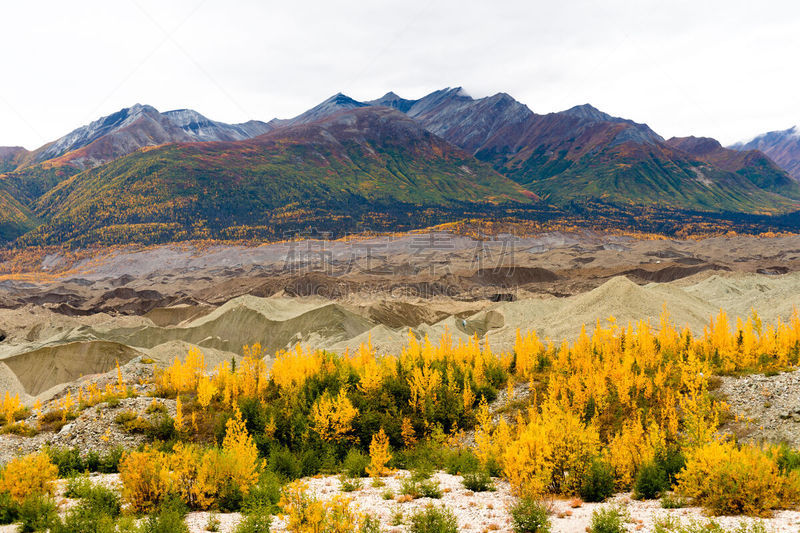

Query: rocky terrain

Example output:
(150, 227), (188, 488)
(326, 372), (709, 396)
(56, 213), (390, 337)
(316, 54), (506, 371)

(718, 370), (800, 447)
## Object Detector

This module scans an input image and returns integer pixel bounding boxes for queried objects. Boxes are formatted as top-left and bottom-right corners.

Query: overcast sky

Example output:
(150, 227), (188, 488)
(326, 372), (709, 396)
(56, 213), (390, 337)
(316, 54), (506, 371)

(1, 0), (799, 149)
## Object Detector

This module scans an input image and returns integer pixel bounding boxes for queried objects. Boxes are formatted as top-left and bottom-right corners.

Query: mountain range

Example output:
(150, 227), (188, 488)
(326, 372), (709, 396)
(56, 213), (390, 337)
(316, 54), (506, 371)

(1, 88), (800, 245)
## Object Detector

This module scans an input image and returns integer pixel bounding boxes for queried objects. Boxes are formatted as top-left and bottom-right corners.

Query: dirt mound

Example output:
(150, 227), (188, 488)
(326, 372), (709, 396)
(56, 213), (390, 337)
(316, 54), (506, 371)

(0, 362), (29, 401)
(363, 301), (449, 329)
(99, 296), (374, 355)
(144, 304), (215, 327)
(87, 287), (174, 315)
(473, 276), (717, 346)
(2, 341), (142, 396)
(470, 267), (559, 286)
(621, 263), (730, 283)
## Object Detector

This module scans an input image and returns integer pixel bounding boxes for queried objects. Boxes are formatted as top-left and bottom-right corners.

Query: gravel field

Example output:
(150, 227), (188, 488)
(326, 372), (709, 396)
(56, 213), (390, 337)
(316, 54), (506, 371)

(1, 471), (795, 533)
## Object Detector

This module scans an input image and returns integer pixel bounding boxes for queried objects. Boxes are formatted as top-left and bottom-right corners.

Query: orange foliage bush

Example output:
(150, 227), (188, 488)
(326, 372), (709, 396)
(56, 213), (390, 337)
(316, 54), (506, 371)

(0, 452), (58, 504)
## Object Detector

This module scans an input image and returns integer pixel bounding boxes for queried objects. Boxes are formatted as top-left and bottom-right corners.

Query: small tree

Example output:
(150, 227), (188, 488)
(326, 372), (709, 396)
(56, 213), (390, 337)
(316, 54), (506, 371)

(367, 428), (391, 479)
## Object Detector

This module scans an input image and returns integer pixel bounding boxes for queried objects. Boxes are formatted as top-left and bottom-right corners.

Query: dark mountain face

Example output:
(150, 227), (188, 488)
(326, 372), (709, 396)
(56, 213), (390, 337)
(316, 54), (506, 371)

(277, 93), (369, 128)
(367, 91), (417, 113)
(731, 127), (800, 183)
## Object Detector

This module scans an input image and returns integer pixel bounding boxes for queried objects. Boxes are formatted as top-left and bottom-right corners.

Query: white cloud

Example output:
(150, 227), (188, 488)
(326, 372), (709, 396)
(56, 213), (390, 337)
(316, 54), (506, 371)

(1, 0), (799, 148)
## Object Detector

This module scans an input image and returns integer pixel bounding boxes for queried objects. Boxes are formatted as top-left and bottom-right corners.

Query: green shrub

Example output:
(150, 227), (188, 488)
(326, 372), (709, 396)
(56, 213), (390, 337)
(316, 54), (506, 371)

(83, 485), (121, 517)
(342, 449), (370, 478)
(589, 506), (627, 533)
(400, 477), (441, 499)
(65, 475), (93, 498)
(653, 516), (768, 533)
(0, 492), (19, 524)
(510, 497), (550, 533)
(339, 475), (362, 492)
(233, 511), (272, 533)
(656, 447), (686, 486)
(98, 447), (124, 473)
(146, 402), (168, 415)
(444, 449), (479, 475)
(484, 455), (503, 477)
(660, 493), (688, 509)
(773, 444), (800, 474)
(418, 479), (442, 499)
(410, 464), (435, 482)
(400, 477), (420, 498)
(299, 449), (323, 478)
(634, 461), (668, 499)
(360, 515), (381, 533)
(48, 447), (85, 477)
(267, 448), (301, 480)
(206, 513), (220, 533)
(218, 480), (244, 513)
(114, 410), (139, 426)
(84, 451), (101, 473)
(462, 470), (495, 492)
(47, 446), (124, 476)
(18, 495), (58, 533)
(580, 458), (615, 503)
(52, 502), (117, 533)
(146, 415), (177, 442)
(242, 472), (282, 515)
(138, 498), (189, 533)
(394, 442), (446, 472)
(408, 504), (458, 533)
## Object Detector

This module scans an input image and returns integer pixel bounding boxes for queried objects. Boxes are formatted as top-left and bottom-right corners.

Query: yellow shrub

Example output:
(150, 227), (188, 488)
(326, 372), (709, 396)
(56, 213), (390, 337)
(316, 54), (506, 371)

(0, 452), (58, 504)
(221, 408), (261, 491)
(310, 390), (359, 442)
(475, 397), (513, 470)
(401, 417), (417, 448)
(676, 440), (786, 516)
(2, 392), (20, 426)
(503, 420), (552, 498)
(367, 428), (392, 478)
(541, 403), (600, 494)
(280, 481), (360, 533)
(197, 375), (217, 409)
(119, 447), (172, 512)
(606, 418), (663, 489)
(121, 418), (261, 512)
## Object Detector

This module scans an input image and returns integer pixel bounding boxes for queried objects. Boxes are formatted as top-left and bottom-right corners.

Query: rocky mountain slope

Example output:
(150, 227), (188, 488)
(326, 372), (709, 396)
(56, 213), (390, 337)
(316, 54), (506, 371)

(732, 126), (800, 183)
(24, 104), (273, 169)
